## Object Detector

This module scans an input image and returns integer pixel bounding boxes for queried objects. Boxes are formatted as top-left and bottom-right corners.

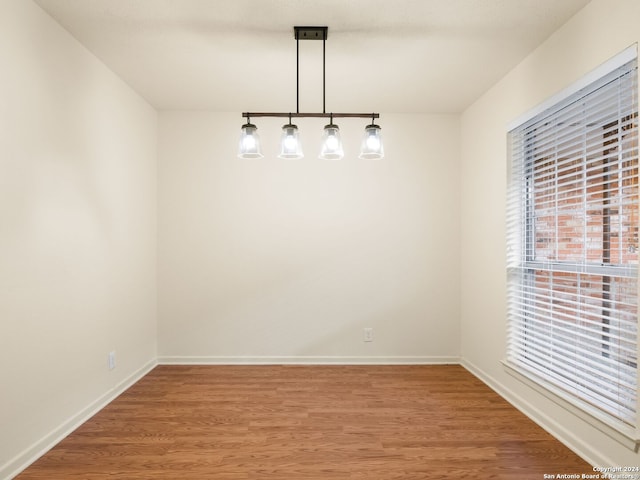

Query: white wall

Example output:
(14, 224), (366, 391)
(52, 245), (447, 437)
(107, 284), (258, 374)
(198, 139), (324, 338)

(0, 0), (158, 477)
(158, 112), (460, 363)
(460, 0), (640, 467)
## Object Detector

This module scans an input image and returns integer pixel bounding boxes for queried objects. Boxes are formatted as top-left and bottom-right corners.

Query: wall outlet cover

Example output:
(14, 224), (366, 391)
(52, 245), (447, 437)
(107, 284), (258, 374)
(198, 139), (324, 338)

(108, 351), (116, 370)
(363, 328), (374, 342)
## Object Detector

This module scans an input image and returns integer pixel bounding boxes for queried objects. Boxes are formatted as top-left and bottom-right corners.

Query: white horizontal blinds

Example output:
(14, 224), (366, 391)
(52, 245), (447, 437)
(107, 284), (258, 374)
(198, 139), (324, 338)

(507, 57), (639, 428)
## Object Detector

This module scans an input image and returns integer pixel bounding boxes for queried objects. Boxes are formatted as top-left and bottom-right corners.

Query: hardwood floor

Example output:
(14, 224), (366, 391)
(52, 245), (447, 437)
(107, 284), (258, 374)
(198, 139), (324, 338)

(16, 365), (592, 479)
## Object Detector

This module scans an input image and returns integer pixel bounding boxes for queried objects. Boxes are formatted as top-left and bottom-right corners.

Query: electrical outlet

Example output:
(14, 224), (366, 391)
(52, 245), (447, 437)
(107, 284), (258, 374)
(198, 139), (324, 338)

(363, 328), (374, 342)
(108, 351), (116, 370)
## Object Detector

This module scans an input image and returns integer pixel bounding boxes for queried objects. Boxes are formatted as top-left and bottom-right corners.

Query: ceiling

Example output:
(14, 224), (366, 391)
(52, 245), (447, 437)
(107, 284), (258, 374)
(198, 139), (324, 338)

(34, 0), (591, 113)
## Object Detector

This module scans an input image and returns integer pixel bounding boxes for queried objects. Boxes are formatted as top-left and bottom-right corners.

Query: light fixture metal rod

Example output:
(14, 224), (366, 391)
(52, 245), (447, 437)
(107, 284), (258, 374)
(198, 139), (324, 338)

(323, 33), (326, 114)
(242, 112), (379, 119)
(296, 35), (299, 114)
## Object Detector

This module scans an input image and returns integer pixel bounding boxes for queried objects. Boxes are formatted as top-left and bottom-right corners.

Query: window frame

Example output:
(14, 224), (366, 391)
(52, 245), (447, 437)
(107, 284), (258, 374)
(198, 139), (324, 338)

(505, 45), (640, 447)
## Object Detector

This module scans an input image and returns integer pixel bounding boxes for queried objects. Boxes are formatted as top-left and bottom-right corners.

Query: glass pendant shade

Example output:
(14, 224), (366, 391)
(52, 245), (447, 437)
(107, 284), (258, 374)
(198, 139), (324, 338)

(278, 124), (304, 159)
(319, 124), (344, 160)
(237, 123), (263, 158)
(359, 124), (384, 159)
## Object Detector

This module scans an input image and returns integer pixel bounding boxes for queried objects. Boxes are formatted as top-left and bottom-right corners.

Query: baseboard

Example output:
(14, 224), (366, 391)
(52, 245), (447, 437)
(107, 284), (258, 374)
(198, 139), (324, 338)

(2, 358), (158, 480)
(460, 357), (614, 468)
(158, 355), (460, 365)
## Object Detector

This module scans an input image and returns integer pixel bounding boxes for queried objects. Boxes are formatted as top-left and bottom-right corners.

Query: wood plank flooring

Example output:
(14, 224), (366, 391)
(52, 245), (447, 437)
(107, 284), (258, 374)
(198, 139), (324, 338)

(16, 365), (592, 479)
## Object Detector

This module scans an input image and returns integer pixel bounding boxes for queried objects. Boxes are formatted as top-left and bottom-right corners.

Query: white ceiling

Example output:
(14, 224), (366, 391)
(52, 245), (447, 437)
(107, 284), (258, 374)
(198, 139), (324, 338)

(33, 0), (591, 113)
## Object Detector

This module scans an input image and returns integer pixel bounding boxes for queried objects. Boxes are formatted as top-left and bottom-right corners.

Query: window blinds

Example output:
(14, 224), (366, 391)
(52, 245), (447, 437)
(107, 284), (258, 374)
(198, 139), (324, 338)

(507, 57), (639, 430)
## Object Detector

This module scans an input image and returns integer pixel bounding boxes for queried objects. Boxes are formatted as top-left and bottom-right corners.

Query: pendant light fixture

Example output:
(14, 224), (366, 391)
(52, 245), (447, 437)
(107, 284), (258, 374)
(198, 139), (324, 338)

(238, 26), (384, 160)
(359, 115), (384, 159)
(319, 114), (344, 160)
(237, 118), (263, 159)
(278, 114), (303, 159)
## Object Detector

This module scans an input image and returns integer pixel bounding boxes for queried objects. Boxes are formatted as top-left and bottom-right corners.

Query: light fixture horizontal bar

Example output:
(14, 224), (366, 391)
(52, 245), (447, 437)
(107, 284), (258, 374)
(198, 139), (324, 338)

(242, 112), (379, 119)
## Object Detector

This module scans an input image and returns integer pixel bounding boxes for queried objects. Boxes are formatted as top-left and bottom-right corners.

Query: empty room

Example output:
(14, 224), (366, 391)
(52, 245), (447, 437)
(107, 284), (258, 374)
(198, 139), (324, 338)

(2, 0), (640, 478)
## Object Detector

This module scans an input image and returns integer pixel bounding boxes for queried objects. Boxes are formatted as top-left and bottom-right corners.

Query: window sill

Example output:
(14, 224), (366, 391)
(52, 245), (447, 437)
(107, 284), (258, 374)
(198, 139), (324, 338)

(502, 360), (640, 452)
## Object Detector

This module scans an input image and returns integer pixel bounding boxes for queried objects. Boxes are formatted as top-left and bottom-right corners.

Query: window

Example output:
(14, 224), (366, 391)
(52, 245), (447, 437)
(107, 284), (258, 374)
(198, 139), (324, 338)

(507, 52), (639, 436)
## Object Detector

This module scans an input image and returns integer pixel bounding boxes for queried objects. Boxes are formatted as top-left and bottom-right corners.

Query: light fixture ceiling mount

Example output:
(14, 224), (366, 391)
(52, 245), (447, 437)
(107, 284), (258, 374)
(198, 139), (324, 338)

(238, 26), (384, 160)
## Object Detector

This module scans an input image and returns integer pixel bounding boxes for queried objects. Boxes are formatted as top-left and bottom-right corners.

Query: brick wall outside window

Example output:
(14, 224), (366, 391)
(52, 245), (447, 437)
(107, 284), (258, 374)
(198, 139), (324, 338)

(530, 117), (638, 373)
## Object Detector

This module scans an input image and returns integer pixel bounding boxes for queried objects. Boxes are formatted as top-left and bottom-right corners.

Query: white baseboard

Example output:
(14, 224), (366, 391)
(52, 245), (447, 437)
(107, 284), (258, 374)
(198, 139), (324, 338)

(158, 355), (461, 365)
(2, 358), (157, 480)
(460, 357), (614, 468)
